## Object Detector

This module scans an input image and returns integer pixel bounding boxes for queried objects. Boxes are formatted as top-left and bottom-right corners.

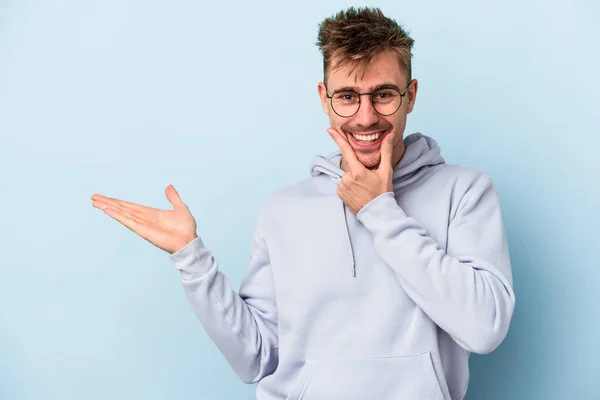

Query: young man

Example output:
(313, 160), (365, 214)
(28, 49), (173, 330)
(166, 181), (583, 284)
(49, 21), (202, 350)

(92, 7), (515, 400)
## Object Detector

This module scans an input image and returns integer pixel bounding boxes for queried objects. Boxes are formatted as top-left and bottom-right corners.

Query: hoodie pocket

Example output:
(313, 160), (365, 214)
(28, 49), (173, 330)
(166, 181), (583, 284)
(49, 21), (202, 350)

(285, 352), (445, 400)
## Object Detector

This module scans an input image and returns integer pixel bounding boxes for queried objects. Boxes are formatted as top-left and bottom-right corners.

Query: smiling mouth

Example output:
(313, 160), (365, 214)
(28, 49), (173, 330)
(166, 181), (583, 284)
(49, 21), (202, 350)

(351, 131), (383, 142)
(346, 130), (388, 147)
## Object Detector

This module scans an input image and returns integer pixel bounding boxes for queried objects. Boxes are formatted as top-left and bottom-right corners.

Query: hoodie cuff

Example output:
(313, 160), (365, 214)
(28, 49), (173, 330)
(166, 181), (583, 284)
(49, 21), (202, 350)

(169, 236), (215, 280)
(357, 191), (407, 231)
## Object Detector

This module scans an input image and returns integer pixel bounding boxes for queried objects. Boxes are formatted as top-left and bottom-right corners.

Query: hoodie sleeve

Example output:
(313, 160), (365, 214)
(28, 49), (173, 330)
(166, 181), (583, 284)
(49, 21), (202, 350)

(169, 221), (279, 383)
(356, 174), (515, 354)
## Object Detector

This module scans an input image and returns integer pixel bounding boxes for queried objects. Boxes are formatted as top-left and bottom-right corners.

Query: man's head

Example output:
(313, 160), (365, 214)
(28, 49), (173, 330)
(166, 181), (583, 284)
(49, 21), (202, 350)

(316, 7), (418, 170)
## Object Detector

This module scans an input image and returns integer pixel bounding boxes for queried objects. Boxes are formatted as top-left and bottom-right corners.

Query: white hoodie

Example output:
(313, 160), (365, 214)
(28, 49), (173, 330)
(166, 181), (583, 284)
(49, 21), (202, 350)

(170, 132), (515, 400)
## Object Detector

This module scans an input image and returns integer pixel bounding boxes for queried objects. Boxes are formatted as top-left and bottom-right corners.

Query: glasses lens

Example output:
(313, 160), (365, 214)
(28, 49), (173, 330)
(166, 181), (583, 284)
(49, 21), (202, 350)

(331, 91), (360, 117)
(372, 88), (402, 116)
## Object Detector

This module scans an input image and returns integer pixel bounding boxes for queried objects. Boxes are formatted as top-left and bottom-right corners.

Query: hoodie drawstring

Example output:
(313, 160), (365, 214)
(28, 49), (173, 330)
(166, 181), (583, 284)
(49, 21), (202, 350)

(342, 202), (356, 277)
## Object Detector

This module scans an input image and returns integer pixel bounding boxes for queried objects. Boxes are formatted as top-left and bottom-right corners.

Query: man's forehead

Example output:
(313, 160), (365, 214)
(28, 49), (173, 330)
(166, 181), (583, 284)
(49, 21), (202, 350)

(329, 82), (402, 92)
(327, 68), (404, 91)
(328, 54), (405, 90)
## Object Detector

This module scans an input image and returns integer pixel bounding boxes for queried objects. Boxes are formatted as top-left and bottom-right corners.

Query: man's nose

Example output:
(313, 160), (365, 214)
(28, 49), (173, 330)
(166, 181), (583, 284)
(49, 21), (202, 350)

(353, 96), (379, 127)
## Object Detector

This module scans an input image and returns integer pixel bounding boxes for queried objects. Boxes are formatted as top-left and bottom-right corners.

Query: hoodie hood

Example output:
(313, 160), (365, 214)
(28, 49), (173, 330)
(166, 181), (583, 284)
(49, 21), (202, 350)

(309, 132), (445, 278)
(310, 132), (445, 190)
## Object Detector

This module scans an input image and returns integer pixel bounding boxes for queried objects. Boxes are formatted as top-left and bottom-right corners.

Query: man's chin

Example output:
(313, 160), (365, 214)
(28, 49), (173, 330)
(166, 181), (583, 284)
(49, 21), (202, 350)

(357, 155), (381, 170)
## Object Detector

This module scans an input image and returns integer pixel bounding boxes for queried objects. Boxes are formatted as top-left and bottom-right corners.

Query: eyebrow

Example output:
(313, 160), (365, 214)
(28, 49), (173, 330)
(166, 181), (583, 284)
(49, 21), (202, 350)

(330, 83), (403, 93)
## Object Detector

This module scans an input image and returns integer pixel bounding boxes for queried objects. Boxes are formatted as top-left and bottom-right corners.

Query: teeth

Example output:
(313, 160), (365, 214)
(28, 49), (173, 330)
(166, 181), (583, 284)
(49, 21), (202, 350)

(352, 132), (382, 142)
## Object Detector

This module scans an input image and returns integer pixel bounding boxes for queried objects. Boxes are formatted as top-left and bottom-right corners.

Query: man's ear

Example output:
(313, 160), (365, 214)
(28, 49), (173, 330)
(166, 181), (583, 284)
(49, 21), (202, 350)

(317, 82), (330, 115)
(406, 79), (418, 114)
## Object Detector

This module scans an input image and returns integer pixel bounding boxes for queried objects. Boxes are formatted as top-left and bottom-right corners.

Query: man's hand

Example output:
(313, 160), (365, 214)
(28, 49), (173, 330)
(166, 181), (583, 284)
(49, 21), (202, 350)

(91, 184), (198, 254)
(327, 128), (394, 215)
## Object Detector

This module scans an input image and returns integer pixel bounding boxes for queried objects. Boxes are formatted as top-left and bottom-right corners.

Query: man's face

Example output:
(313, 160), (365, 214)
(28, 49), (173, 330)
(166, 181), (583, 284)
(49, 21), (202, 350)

(318, 51), (418, 170)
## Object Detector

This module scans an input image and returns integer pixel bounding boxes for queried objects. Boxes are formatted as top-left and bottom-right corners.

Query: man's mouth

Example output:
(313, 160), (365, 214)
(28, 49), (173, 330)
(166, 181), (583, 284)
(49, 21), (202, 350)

(346, 130), (387, 147)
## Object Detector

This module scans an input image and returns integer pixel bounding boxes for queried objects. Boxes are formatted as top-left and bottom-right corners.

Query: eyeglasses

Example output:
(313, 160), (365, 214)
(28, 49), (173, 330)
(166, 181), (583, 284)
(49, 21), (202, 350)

(325, 84), (409, 118)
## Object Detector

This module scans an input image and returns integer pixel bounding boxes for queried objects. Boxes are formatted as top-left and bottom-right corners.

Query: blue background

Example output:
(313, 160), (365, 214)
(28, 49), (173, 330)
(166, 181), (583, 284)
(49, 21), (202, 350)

(1, 0), (598, 399)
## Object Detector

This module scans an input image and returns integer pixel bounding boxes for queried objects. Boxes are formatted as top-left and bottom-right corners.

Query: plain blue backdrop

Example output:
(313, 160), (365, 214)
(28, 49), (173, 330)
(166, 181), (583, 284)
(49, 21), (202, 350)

(1, 0), (598, 399)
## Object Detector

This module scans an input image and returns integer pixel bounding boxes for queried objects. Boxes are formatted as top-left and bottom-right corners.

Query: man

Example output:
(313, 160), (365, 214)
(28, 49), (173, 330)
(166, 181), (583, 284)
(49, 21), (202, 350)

(91, 7), (515, 400)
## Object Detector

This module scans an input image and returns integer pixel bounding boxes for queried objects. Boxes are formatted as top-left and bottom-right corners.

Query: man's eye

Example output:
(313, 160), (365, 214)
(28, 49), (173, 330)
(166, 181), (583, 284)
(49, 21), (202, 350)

(335, 92), (357, 101)
(373, 90), (398, 102)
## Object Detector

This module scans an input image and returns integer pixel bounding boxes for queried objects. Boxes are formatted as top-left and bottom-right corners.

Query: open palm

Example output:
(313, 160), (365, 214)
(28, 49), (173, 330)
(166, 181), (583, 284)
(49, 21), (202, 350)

(91, 184), (198, 254)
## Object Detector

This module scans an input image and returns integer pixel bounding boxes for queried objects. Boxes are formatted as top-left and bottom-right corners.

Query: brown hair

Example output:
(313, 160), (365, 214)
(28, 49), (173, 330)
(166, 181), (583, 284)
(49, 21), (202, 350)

(316, 7), (414, 85)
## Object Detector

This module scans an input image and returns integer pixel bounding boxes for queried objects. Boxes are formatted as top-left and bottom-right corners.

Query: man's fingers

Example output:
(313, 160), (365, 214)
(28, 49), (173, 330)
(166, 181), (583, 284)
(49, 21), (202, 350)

(327, 128), (363, 172)
(378, 133), (395, 174)
(91, 194), (158, 222)
(101, 206), (150, 238)
(92, 198), (155, 225)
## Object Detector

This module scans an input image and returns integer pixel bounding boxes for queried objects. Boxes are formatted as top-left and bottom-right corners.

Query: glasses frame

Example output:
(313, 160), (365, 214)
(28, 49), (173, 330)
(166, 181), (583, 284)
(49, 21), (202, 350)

(325, 83), (410, 118)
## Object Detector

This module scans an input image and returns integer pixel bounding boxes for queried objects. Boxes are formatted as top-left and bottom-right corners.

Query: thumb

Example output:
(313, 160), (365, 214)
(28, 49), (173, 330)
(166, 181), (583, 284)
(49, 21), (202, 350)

(166, 184), (185, 209)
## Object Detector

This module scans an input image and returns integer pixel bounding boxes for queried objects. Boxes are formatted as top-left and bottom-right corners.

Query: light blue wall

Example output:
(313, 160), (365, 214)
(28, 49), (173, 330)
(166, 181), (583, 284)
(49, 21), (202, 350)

(1, 1), (598, 399)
